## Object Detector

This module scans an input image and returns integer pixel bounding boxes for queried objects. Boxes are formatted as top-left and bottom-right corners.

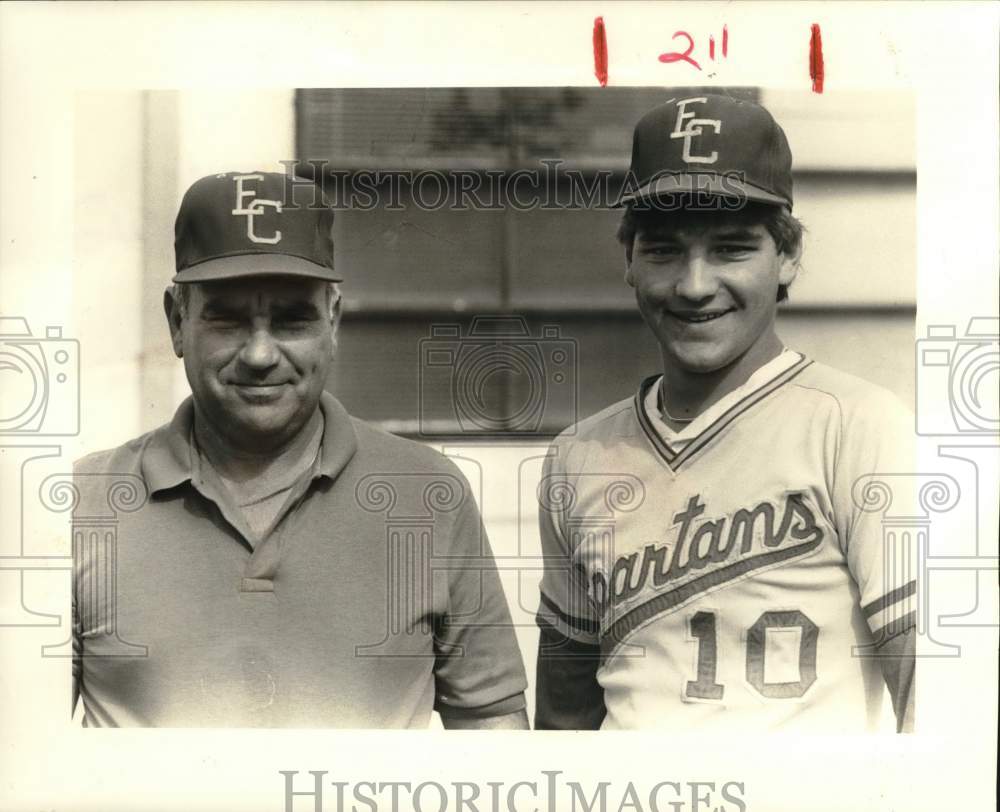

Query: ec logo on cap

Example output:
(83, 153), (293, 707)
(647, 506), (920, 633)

(669, 97), (721, 165)
(231, 174), (282, 245)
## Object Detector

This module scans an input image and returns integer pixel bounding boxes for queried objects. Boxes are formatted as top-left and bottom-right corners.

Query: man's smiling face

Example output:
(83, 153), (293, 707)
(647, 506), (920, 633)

(167, 275), (335, 452)
(625, 210), (800, 377)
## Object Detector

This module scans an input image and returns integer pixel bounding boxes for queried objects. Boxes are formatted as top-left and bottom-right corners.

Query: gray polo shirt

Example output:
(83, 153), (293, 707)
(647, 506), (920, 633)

(72, 393), (527, 727)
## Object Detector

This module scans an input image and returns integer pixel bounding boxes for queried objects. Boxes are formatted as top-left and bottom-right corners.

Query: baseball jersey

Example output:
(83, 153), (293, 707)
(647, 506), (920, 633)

(536, 351), (916, 732)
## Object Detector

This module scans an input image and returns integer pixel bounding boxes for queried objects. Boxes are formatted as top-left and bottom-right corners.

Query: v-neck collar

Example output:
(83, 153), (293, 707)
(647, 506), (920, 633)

(634, 350), (813, 471)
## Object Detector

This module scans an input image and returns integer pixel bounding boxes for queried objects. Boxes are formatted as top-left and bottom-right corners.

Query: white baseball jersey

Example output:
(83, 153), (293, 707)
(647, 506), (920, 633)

(536, 351), (917, 731)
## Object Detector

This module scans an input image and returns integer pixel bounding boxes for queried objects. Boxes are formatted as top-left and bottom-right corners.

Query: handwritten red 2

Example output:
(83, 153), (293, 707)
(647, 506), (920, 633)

(659, 31), (701, 70)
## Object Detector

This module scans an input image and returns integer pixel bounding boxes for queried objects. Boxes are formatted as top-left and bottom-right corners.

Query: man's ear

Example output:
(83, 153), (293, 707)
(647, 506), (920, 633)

(163, 287), (185, 358)
(624, 258), (636, 287)
(329, 291), (343, 355)
(624, 243), (636, 287)
(777, 240), (803, 288)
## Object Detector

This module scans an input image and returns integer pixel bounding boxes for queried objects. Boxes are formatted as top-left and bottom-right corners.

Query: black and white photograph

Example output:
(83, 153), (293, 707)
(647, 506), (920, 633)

(0, 3), (997, 811)
(70, 85), (920, 734)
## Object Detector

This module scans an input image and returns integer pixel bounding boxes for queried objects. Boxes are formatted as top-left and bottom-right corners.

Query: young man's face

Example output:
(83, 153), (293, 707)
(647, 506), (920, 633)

(166, 275), (335, 452)
(626, 212), (799, 376)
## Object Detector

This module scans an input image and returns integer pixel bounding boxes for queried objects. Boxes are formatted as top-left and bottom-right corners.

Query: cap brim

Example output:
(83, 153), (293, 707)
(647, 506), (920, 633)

(616, 173), (790, 209)
(173, 253), (341, 283)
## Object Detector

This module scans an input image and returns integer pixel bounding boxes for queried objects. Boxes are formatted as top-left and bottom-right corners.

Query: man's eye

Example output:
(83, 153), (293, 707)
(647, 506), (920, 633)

(274, 316), (317, 330)
(204, 315), (242, 327)
(641, 245), (681, 258)
(716, 245), (756, 258)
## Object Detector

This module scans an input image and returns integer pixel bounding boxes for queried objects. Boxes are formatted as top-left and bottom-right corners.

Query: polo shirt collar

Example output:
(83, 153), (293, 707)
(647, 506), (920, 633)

(141, 392), (359, 495)
(141, 397), (197, 494)
(314, 391), (359, 480)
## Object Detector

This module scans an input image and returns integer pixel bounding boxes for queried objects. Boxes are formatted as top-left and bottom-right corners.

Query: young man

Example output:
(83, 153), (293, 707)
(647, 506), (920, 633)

(535, 95), (916, 732)
(73, 171), (528, 728)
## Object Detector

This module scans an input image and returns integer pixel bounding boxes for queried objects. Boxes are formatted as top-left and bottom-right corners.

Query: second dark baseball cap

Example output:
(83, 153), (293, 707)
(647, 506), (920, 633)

(619, 94), (794, 209)
(173, 171), (340, 283)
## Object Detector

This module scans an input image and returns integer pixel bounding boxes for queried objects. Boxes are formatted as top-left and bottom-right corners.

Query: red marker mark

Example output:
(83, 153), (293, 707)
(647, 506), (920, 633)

(593, 17), (608, 87)
(722, 24), (728, 57)
(810, 23), (824, 93)
(659, 31), (701, 71)
(709, 35), (715, 61)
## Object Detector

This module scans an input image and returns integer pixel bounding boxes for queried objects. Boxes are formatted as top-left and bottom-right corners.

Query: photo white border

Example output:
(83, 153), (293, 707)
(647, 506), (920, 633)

(1, 3), (997, 811)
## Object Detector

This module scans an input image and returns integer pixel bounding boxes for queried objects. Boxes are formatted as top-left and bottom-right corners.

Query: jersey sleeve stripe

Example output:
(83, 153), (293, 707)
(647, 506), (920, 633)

(535, 615), (603, 656)
(867, 600), (916, 638)
(871, 610), (917, 646)
(862, 580), (916, 619)
(539, 591), (600, 635)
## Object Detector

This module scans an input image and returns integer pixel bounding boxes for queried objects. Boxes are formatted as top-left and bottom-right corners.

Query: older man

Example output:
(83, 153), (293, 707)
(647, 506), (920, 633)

(72, 171), (528, 728)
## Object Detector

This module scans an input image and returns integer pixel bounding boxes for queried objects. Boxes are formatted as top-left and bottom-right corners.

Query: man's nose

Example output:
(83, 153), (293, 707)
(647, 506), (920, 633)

(238, 327), (281, 371)
(674, 253), (718, 301)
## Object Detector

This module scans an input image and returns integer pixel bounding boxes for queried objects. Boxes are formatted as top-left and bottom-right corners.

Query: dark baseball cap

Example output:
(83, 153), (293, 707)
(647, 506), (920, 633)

(619, 94), (793, 209)
(173, 171), (340, 283)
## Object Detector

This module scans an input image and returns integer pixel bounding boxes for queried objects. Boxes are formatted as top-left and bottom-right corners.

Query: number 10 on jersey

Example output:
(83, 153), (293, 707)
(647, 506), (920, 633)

(686, 610), (819, 701)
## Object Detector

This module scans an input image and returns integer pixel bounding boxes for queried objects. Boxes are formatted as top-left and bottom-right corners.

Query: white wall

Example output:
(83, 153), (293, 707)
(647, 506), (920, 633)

(73, 93), (146, 452)
(68, 89), (296, 451)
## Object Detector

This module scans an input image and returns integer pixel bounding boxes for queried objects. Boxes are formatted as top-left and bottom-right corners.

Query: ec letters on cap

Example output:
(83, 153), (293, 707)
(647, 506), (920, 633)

(620, 94), (794, 209)
(173, 171), (341, 284)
